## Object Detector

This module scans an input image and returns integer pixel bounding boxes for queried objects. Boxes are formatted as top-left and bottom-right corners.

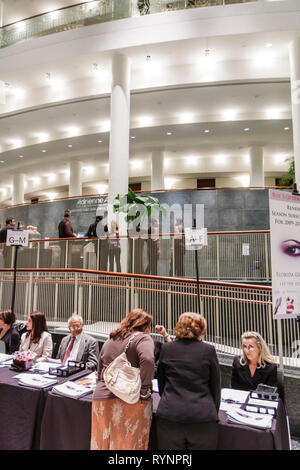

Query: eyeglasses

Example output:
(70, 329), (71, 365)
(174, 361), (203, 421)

(242, 344), (255, 351)
(69, 324), (82, 330)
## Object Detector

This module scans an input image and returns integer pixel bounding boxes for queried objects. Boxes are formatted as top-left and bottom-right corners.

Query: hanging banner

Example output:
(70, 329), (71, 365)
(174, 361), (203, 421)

(269, 189), (300, 319)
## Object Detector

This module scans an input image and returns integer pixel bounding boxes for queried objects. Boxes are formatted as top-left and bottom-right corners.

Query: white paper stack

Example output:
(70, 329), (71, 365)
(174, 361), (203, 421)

(18, 374), (58, 389)
(52, 381), (94, 399)
(0, 353), (13, 365)
(226, 408), (273, 429)
(220, 388), (250, 411)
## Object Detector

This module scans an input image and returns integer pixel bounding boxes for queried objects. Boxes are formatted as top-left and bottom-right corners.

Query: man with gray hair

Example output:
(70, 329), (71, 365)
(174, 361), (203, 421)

(57, 314), (99, 371)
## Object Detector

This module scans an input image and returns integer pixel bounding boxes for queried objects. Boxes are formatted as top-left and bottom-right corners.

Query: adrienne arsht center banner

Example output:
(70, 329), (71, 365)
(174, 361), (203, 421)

(269, 189), (300, 319)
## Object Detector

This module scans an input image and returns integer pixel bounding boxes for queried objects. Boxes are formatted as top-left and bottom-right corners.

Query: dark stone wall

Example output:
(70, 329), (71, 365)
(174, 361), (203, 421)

(0, 188), (271, 238)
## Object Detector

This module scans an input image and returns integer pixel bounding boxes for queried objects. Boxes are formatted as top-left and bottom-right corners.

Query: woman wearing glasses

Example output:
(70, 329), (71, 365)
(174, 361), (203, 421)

(231, 331), (277, 391)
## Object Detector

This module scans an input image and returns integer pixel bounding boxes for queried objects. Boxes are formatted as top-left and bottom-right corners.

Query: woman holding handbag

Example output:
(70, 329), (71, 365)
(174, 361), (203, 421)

(91, 308), (154, 450)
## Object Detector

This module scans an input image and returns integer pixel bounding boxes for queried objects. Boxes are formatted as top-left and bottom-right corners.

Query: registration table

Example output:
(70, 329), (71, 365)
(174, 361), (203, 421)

(0, 367), (90, 450)
(40, 390), (290, 451)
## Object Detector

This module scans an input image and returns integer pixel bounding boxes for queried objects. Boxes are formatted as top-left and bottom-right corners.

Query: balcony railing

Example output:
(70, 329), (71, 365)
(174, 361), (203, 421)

(0, 0), (260, 49)
(0, 230), (271, 282)
(0, 267), (298, 369)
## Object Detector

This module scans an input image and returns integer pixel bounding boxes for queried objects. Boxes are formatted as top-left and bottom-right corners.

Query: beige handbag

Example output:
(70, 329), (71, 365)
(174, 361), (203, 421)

(103, 333), (142, 404)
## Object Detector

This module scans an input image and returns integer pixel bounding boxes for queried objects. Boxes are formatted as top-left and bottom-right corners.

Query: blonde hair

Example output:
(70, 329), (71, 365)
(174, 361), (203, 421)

(174, 312), (206, 340)
(240, 331), (275, 368)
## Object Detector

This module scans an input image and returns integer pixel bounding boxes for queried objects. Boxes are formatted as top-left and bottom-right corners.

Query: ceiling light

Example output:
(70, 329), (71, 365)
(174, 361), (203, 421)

(131, 136), (136, 139)
(95, 184), (108, 194)
(255, 51), (273, 67)
(18, 155), (24, 159)
(11, 87), (26, 99)
(138, 116), (153, 127)
(0, 160), (4, 164)
(83, 166), (94, 175)
(45, 173), (56, 182)
(166, 132), (172, 136)
(244, 128), (250, 132)
(179, 112), (194, 124)
(130, 160), (143, 169)
(186, 156), (198, 166)
(67, 144), (73, 148)
(222, 109), (238, 121)
(42, 149), (47, 153)
(164, 177), (177, 190)
(266, 109), (281, 119)
(236, 175), (250, 188)
(98, 140), (103, 143)
(66, 126), (81, 137)
(204, 129), (210, 133)
(284, 127), (290, 131)
(214, 154), (228, 165)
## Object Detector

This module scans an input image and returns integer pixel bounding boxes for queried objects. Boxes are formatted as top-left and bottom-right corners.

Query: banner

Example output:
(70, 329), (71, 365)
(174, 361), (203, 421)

(269, 189), (300, 319)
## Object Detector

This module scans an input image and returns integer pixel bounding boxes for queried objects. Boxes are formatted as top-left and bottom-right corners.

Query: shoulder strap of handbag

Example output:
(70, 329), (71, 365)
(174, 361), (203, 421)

(124, 332), (142, 353)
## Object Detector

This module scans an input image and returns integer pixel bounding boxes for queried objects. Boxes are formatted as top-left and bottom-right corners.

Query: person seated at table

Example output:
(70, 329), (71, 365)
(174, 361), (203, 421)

(231, 331), (277, 391)
(57, 314), (99, 371)
(156, 312), (221, 450)
(0, 310), (21, 354)
(19, 311), (53, 362)
(91, 308), (154, 450)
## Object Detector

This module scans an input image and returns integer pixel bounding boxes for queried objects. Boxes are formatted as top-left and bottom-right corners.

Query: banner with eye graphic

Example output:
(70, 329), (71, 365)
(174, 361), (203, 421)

(269, 189), (300, 319)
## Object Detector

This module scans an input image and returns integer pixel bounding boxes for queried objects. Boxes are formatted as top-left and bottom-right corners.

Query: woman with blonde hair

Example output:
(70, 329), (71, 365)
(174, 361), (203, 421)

(91, 308), (154, 450)
(231, 331), (277, 391)
(156, 312), (221, 450)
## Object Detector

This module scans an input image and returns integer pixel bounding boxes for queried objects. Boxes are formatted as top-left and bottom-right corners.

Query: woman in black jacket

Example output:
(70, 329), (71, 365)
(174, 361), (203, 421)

(156, 312), (221, 450)
(231, 331), (277, 391)
(0, 310), (21, 355)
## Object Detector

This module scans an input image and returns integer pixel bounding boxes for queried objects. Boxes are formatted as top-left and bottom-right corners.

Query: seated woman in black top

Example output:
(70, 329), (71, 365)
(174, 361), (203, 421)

(0, 310), (21, 354)
(231, 331), (277, 391)
(156, 312), (221, 450)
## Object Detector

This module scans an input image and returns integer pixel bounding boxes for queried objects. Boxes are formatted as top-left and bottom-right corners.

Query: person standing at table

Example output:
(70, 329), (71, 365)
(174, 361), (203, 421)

(156, 312), (221, 450)
(19, 311), (53, 362)
(91, 308), (154, 450)
(56, 314), (99, 371)
(108, 220), (121, 272)
(0, 310), (20, 354)
(231, 331), (277, 391)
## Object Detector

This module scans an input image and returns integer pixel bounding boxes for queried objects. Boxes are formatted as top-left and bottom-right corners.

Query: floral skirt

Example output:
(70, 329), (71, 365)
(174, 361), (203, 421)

(91, 398), (152, 450)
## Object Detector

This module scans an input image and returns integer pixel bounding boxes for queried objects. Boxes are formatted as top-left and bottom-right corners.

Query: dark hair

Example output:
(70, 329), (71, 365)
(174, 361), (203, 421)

(110, 308), (152, 339)
(0, 310), (15, 325)
(6, 217), (13, 225)
(96, 216), (103, 223)
(64, 211), (70, 218)
(26, 311), (49, 343)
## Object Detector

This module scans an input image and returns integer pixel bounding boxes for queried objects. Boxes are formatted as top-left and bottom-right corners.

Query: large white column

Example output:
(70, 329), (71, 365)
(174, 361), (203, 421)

(0, 1), (4, 28)
(151, 150), (165, 191)
(108, 53), (131, 231)
(289, 37), (300, 188)
(69, 160), (82, 197)
(12, 173), (25, 205)
(249, 146), (264, 187)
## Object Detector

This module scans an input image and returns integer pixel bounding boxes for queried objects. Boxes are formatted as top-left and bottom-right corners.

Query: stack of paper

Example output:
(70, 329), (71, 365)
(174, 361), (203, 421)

(74, 372), (97, 389)
(226, 408), (273, 429)
(0, 353), (13, 364)
(18, 374), (58, 389)
(220, 388), (250, 411)
(52, 381), (94, 399)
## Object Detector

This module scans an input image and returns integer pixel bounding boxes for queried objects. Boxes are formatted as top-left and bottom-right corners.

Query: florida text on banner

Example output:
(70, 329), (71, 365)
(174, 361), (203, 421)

(269, 189), (300, 319)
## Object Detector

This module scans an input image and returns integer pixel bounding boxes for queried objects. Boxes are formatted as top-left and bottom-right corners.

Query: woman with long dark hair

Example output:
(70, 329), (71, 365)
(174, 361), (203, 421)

(0, 310), (20, 354)
(91, 308), (154, 450)
(19, 311), (53, 362)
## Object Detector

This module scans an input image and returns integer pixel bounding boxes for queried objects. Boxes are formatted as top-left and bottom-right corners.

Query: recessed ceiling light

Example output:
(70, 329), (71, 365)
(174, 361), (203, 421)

(0, 161), (4, 163)
(42, 149), (47, 153)
(131, 136), (136, 139)
(244, 128), (250, 132)
(67, 144), (73, 148)
(98, 140), (102, 143)
(204, 129), (210, 133)
(166, 132), (172, 136)
(284, 127), (290, 130)
(18, 155), (24, 158)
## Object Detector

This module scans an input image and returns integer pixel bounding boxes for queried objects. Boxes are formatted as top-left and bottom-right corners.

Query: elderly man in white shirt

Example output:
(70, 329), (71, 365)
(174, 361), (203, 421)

(57, 314), (99, 371)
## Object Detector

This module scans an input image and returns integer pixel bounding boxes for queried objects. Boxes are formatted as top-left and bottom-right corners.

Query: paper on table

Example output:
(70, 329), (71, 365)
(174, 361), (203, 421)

(226, 408), (273, 429)
(221, 388), (250, 404)
(32, 362), (67, 372)
(219, 402), (242, 412)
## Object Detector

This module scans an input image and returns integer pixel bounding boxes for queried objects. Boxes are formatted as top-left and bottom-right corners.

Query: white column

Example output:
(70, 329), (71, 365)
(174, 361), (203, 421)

(151, 150), (164, 191)
(249, 146), (264, 187)
(0, 1), (4, 28)
(108, 53), (131, 231)
(289, 37), (300, 188)
(13, 173), (25, 205)
(69, 160), (82, 197)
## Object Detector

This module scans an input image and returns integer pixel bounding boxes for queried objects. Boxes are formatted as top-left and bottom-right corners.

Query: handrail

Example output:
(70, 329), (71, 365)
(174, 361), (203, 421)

(0, 267), (272, 290)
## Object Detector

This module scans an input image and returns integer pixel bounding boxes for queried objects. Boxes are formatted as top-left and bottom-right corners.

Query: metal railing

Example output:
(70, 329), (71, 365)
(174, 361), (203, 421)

(0, 267), (299, 369)
(0, 0), (262, 49)
(0, 230), (271, 282)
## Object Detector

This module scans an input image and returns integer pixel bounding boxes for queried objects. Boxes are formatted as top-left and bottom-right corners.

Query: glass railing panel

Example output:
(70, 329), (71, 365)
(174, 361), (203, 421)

(0, 0), (263, 48)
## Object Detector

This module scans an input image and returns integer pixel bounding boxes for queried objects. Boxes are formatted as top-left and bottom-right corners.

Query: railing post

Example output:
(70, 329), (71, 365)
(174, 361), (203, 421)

(277, 318), (284, 371)
(172, 237), (175, 277)
(216, 235), (220, 281)
(36, 242), (40, 269)
(0, 274), (3, 309)
(167, 286), (172, 334)
(54, 282), (58, 322)
(96, 238), (100, 270)
(74, 272), (78, 313)
(27, 272), (33, 315)
(265, 232), (270, 282)
(65, 240), (69, 268)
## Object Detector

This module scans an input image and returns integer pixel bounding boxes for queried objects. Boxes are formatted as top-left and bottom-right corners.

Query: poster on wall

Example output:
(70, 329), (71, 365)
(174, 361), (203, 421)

(269, 189), (300, 319)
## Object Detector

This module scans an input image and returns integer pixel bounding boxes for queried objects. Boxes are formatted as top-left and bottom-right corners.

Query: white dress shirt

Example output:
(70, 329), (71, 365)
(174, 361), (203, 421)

(66, 332), (83, 363)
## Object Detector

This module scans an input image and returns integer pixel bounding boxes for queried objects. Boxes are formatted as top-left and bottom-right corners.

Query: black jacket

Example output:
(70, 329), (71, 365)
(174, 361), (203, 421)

(0, 224), (15, 243)
(0, 327), (21, 354)
(157, 338), (221, 423)
(231, 355), (278, 391)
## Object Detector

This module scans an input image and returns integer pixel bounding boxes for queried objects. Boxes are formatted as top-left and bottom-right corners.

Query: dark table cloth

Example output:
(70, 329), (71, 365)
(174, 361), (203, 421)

(39, 391), (290, 450)
(0, 367), (90, 450)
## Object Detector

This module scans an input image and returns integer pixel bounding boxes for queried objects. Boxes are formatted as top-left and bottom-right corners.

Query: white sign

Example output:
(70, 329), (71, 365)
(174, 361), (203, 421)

(6, 230), (29, 247)
(185, 228), (208, 251)
(242, 243), (250, 256)
(269, 189), (300, 319)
